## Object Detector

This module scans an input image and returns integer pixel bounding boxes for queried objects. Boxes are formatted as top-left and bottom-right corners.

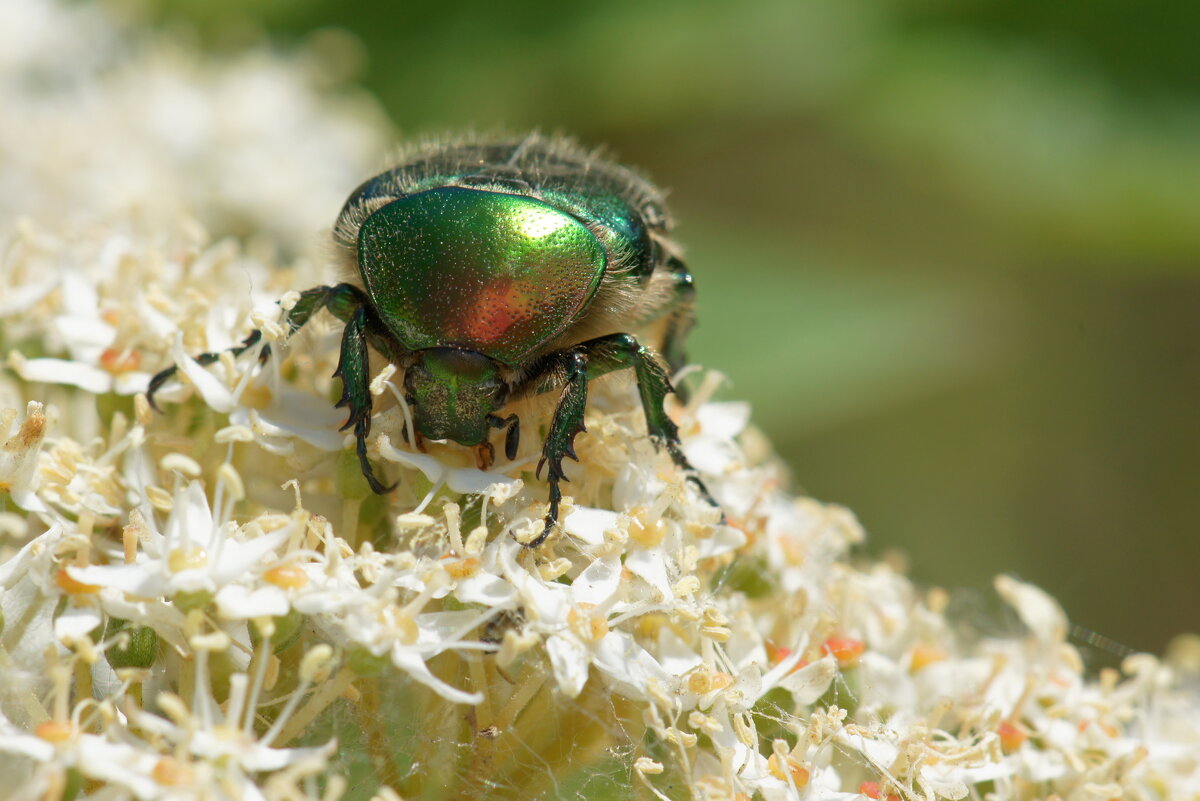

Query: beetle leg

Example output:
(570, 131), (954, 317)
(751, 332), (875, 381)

(519, 333), (721, 548)
(528, 352), (589, 548)
(147, 282), (399, 494)
(146, 330), (264, 412)
(287, 284), (359, 331)
(294, 284), (407, 494)
(614, 256), (696, 376)
(543, 333), (720, 518)
(578, 333), (718, 513)
(334, 305), (397, 494)
(504, 415), (520, 460)
(146, 283), (370, 411)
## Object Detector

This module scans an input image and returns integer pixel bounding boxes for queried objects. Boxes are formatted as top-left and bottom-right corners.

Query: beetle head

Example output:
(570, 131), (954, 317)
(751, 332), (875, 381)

(404, 348), (507, 446)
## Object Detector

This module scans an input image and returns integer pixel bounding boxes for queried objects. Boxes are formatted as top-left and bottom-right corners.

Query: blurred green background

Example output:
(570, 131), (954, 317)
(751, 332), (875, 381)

(152, 0), (1198, 656)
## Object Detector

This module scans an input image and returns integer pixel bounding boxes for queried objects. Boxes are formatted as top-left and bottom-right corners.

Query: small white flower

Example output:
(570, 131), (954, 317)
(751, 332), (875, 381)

(502, 545), (671, 699)
(378, 434), (522, 508)
(66, 481), (294, 604)
(168, 334), (345, 454)
(0, 401), (46, 512)
(328, 580), (490, 704)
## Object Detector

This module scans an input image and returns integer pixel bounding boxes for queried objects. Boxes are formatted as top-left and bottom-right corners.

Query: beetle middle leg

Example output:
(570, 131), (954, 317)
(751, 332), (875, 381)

(147, 282), (398, 494)
(146, 329), (267, 411)
(147, 283), (368, 411)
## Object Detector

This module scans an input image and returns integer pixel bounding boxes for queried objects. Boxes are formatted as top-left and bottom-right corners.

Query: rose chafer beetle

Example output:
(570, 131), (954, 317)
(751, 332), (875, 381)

(149, 134), (717, 547)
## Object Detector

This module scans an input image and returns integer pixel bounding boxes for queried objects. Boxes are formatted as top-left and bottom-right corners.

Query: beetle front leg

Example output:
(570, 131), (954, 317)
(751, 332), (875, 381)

(335, 305), (397, 495)
(528, 352), (588, 548)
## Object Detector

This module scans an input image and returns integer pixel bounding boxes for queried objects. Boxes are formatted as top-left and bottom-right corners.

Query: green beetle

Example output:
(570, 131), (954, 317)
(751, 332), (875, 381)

(149, 134), (716, 547)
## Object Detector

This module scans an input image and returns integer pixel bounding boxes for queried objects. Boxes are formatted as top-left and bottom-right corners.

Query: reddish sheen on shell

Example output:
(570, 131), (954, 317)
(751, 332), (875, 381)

(357, 187), (606, 365)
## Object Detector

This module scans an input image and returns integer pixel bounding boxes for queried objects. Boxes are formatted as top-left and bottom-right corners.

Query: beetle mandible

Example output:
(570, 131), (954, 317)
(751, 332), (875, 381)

(148, 134), (717, 547)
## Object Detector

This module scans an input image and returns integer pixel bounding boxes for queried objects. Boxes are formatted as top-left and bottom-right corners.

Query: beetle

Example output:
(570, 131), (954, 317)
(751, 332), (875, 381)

(148, 134), (717, 547)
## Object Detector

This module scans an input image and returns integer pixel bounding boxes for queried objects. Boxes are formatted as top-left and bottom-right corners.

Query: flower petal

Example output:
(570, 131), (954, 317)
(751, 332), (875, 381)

(11, 356), (112, 393)
(173, 336), (234, 413)
(592, 631), (671, 701)
(391, 645), (483, 704)
(209, 526), (293, 584)
(455, 573), (517, 607)
(0, 729), (55, 762)
(67, 563), (169, 598)
(562, 506), (615, 546)
(570, 554), (620, 607)
(54, 605), (103, 642)
(164, 481), (215, 553)
(546, 633), (590, 698)
(215, 584), (289, 619)
(777, 655), (838, 705)
(995, 575), (1068, 645)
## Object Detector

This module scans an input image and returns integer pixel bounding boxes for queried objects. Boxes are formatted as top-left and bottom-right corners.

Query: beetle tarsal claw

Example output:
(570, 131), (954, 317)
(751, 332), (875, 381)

(366, 474), (399, 495)
(525, 513), (558, 549)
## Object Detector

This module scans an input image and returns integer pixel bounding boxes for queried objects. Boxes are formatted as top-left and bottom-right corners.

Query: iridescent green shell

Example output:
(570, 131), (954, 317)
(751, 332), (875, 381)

(357, 187), (607, 365)
(336, 137), (667, 286)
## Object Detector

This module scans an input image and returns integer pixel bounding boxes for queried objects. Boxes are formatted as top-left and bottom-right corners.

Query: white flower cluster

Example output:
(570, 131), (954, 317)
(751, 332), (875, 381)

(0, 0), (389, 246)
(1, 1), (1197, 799)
